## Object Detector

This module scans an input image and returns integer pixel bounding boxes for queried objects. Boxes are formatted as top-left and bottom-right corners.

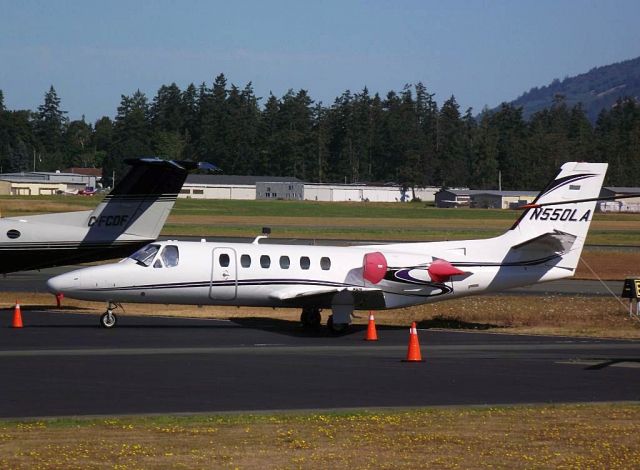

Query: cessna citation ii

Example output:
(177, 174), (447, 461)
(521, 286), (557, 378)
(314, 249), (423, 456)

(48, 162), (607, 331)
(0, 158), (211, 274)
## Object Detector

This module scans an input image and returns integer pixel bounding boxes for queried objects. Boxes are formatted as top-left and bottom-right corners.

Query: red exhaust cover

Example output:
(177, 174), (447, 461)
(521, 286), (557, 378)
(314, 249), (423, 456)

(428, 259), (465, 283)
(363, 252), (387, 284)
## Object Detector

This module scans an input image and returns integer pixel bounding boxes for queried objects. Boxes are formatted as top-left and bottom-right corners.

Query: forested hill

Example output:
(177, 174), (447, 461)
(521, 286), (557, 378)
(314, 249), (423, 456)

(508, 56), (640, 122)
(2, 74), (640, 190)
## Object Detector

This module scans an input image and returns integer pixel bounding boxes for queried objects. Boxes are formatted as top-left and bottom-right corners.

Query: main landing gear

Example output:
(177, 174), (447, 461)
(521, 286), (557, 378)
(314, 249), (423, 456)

(326, 315), (349, 334)
(300, 306), (322, 329)
(300, 306), (351, 334)
(100, 302), (119, 328)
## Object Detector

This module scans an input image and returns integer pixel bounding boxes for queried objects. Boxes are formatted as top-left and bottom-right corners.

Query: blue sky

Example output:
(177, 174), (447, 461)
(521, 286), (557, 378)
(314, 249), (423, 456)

(1, 0), (639, 122)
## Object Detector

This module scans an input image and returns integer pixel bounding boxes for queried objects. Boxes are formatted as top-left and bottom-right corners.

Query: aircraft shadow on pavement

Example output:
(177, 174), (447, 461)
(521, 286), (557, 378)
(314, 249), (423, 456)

(584, 359), (640, 370)
(228, 317), (429, 338)
(5, 309), (500, 334)
(416, 316), (502, 331)
(229, 317), (350, 337)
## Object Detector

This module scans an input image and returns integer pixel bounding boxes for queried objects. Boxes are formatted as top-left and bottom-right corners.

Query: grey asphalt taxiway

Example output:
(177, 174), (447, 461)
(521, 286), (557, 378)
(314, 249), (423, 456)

(0, 309), (638, 418)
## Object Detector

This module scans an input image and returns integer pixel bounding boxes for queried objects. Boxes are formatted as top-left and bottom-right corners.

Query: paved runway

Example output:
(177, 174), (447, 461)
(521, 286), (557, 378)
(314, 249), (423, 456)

(0, 309), (638, 418)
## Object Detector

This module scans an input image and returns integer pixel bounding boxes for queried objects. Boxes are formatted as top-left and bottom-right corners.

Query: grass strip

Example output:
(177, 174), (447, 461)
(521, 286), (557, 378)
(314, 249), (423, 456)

(1, 404), (638, 469)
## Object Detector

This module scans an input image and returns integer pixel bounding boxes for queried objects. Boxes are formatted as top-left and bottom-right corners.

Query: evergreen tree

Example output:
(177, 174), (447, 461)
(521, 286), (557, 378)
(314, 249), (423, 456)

(64, 118), (94, 167)
(436, 96), (467, 186)
(105, 90), (152, 185)
(93, 117), (114, 153)
(196, 74), (230, 169)
(150, 83), (186, 159)
(489, 104), (529, 189)
(257, 93), (281, 175)
(471, 111), (499, 189)
(277, 89), (314, 179)
(181, 83), (199, 159)
(35, 85), (68, 157)
(7, 139), (32, 172)
(312, 103), (329, 182)
(414, 82), (438, 185)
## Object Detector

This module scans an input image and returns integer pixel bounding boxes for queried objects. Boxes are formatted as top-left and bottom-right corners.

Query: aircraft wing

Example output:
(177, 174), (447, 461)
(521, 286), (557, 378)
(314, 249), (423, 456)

(269, 285), (386, 309)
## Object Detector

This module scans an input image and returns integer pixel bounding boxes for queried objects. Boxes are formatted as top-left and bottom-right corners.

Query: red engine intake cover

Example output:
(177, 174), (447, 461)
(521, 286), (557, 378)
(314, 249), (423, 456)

(428, 259), (466, 283)
(363, 252), (387, 284)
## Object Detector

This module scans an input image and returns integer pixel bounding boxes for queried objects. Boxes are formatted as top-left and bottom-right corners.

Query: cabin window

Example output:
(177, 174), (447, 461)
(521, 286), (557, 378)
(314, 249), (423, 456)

(219, 253), (230, 268)
(161, 245), (179, 267)
(320, 257), (331, 270)
(300, 256), (310, 270)
(241, 254), (251, 268)
(280, 256), (290, 269)
(130, 244), (160, 267)
(260, 255), (271, 268)
(6, 229), (20, 239)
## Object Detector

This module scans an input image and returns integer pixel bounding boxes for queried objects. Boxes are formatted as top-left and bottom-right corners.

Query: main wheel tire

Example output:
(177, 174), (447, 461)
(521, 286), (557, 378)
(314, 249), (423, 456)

(100, 311), (117, 328)
(327, 315), (349, 334)
(301, 308), (322, 329)
(308, 309), (321, 328)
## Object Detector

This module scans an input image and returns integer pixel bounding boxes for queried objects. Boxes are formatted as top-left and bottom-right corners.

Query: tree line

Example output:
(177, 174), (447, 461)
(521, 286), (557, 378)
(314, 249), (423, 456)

(1, 74), (639, 190)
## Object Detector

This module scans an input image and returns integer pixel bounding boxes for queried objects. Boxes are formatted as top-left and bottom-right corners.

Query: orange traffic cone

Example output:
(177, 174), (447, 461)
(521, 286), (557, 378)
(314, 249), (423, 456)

(12, 301), (23, 328)
(55, 293), (64, 308)
(364, 312), (378, 341)
(402, 322), (423, 362)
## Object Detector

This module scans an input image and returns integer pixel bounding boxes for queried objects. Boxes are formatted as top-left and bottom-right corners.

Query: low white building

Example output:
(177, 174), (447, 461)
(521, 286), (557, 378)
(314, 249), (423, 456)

(598, 187), (640, 212)
(300, 184), (438, 202)
(182, 174), (439, 202)
(435, 189), (538, 209)
(180, 175), (302, 200)
(0, 171), (98, 195)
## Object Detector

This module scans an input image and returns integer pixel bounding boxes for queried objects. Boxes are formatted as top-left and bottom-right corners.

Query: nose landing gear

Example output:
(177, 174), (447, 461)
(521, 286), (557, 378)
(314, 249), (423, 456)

(100, 302), (120, 328)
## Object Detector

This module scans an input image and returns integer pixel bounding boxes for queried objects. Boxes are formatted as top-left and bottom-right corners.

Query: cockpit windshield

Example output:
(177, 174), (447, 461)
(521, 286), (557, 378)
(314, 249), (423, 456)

(130, 244), (160, 267)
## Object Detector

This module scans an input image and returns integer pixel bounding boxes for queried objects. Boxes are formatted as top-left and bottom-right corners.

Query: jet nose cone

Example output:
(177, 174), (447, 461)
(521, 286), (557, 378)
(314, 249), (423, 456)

(46, 272), (78, 294)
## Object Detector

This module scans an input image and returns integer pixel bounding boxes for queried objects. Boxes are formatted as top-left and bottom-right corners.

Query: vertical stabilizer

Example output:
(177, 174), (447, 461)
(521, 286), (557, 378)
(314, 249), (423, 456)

(508, 162), (608, 270)
(84, 158), (195, 242)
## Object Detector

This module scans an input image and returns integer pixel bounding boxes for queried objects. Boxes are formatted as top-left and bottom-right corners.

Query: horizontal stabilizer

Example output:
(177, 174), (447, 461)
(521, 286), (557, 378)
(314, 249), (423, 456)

(512, 230), (577, 255)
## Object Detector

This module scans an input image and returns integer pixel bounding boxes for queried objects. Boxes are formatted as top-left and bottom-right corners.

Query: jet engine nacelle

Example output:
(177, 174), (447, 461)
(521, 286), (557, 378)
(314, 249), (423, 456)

(427, 259), (466, 283)
(363, 251), (387, 284)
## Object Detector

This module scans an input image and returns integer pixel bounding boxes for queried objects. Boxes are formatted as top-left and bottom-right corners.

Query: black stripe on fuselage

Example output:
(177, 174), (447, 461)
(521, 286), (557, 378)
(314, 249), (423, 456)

(88, 278), (350, 292)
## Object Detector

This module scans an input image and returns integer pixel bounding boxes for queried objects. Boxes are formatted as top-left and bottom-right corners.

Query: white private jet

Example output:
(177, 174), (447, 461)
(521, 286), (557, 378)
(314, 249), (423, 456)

(0, 158), (213, 274)
(48, 162), (607, 331)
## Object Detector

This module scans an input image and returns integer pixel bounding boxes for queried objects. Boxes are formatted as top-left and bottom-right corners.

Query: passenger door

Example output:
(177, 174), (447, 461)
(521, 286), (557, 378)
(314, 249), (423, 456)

(209, 247), (238, 300)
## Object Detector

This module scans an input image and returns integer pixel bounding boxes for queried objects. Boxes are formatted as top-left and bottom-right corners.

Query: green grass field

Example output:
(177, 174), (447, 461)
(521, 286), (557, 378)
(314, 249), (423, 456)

(1, 195), (640, 244)
(3, 194), (639, 220)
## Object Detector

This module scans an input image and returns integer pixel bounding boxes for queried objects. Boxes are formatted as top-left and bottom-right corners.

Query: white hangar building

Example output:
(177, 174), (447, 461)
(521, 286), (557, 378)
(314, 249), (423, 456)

(179, 175), (303, 200)
(258, 182), (438, 203)
(181, 174), (439, 203)
(435, 189), (539, 209)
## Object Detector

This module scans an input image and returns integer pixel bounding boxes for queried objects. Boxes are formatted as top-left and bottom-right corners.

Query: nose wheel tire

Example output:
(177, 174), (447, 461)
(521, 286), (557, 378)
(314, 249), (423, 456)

(100, 311), (117, 328)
